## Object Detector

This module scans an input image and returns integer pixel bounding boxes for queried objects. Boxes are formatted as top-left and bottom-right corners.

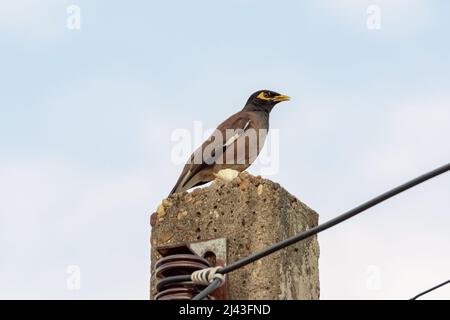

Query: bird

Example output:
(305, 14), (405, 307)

(169, 90), (290, 195)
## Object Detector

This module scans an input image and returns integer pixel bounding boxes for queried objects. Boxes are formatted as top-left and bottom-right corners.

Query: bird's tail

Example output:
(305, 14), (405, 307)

(168, 184), (179, 196)
(169, 172), (205, 196)
(168, 172), (188, 196)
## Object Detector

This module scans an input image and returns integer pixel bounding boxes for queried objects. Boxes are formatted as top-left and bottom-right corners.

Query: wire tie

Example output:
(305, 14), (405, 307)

(191, 267), (225, 286)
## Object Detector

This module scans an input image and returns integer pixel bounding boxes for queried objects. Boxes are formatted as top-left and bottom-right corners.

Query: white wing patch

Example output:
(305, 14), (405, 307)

(224, 120), (251, 148)
(243, 119), (251, 131)
(224, 133), (239, 148)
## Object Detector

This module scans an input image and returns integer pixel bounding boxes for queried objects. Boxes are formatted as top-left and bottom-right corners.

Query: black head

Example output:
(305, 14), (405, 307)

(243, 90), (290, 113)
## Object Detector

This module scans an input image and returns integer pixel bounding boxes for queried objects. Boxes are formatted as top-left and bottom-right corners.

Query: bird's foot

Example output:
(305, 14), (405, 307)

(214, 169), (240, 182)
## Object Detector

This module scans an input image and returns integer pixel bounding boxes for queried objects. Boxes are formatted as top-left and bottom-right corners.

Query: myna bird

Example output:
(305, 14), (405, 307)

(169, 90), (290, 195)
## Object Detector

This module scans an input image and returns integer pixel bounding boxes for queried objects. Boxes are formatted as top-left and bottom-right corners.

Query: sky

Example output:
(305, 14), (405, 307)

(0, 0), (449, 299)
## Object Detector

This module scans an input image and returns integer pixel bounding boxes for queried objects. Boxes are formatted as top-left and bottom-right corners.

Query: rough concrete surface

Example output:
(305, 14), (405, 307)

(151, 172), (320, 300)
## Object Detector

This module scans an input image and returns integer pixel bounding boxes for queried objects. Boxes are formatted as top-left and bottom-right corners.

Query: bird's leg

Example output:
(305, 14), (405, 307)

(214, 169), (240, 182)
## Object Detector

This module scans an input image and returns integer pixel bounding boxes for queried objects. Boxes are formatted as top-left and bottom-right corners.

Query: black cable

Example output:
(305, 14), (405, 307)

(410, 279), (450, 300)
(196, 162), (450, 298)
(192, 278), (222, 300)
(220, 163), (450, 274)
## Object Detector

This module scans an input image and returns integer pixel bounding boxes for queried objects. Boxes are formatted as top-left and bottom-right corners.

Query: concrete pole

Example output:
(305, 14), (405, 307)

(150, 172), (320, 300)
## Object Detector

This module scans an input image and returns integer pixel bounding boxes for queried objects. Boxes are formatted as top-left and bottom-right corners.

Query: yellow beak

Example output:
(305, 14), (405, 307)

(273, 94), (291, 102)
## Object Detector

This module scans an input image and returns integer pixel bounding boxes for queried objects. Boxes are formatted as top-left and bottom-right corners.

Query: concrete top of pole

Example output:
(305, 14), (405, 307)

(151, 171), (320, 300)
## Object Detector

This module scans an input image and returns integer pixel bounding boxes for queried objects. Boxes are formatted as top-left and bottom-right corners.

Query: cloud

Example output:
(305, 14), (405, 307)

(320, 214), (450, 300)
(0, 73), (182, 298)
(359, 97), (450, 180)
(0, 0), (71, 38)
(279, 93), (450, 299)
(0, 156), (157, 299)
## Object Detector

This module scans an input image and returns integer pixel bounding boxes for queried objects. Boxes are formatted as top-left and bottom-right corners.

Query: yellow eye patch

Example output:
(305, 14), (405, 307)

(257, 92), (272, 101)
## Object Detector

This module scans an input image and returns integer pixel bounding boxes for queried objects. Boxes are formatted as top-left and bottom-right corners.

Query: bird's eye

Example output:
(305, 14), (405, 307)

(263, 92), (270, 98)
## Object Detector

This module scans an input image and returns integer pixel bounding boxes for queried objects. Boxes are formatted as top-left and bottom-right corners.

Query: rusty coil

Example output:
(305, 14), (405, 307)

(155, 253), (213, 300)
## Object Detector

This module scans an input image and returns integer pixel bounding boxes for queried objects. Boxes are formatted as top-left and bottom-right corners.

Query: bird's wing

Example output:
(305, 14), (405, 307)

(169, 112), (253, 195)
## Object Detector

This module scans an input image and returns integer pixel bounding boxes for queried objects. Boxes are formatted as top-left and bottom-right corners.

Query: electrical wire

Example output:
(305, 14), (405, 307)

(410, 279), (450, 300)
(221, 163), (450, 274)
(193, 278), (223, 300)
(195, 162), (450, 299)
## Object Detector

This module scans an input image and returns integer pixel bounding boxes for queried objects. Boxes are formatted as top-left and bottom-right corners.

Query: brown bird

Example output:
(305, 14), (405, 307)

(169, 90), (290, 195)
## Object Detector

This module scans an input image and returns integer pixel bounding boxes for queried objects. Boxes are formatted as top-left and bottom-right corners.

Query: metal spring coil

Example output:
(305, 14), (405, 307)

(155, 254), (212, 300)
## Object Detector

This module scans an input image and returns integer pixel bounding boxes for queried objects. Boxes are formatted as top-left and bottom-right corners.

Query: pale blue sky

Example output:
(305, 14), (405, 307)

(0, 0), (449, 299)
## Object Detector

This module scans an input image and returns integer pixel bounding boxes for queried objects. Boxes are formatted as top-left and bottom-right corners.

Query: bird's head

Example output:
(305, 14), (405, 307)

(243, 90), (291, 113)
